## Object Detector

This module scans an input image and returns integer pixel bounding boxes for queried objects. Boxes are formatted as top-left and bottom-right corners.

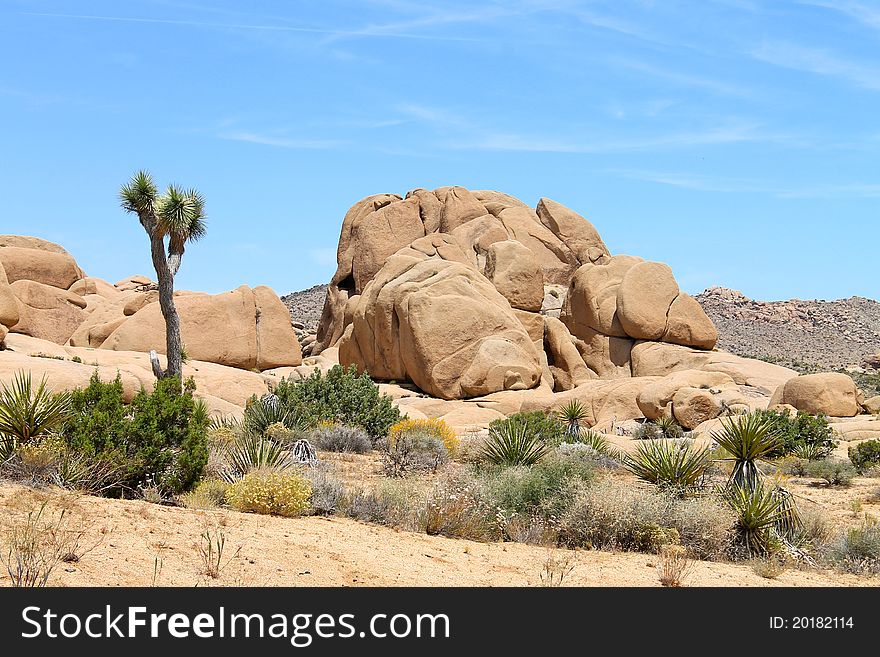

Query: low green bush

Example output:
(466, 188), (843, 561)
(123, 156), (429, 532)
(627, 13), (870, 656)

(381, 432), (449, 477)
(273, 365), (401, 442)
(825, 519), (880, 574)
(753, 409), (837, 459)
(805, 459), (856, 487)
(58, 373), (208, 496)
(309, 424), (372, 454)
(849, 440), (880, 474)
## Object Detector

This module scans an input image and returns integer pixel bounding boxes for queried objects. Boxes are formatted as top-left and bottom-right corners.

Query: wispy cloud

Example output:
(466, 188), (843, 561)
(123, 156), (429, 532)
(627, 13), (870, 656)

(608, 168), (880, 198)
(455, 122), (785, 153)
(20, 11), (481, 42)
(394, 103), (471, 128)
(749, 41), (880, 90)
(799, 1), (880, 29)
(609, 57), (753, 97)
(218, 131), (345, 149)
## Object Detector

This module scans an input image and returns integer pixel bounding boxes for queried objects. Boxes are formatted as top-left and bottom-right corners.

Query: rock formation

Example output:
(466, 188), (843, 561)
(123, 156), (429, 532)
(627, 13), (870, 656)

(315, 186), (718, 400)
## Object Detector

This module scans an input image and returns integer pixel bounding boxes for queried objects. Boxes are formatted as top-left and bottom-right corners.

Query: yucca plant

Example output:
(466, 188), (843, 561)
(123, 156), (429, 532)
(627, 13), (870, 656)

(222, 433), (293, 482)
(723, 480), (784, 556)
(0, 373), (71, 455)
(711, 413), (781, 489)
(481, 424), (551, 467)
(242, 396), (305, 437)
(655, 415), (684, 439)
(555, 400), (588, 438)
(623, 439), (710, 491)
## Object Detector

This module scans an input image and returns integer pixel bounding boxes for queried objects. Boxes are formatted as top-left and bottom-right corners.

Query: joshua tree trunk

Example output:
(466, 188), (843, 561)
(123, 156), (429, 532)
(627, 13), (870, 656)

(140, 214), (183, 380)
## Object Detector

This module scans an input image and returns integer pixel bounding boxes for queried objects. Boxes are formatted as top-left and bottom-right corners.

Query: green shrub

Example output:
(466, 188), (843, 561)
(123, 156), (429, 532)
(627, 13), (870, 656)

(273, 365), (401, 441)
(489, 411), (566, 446)
(849, 440), (880, 474)
(804, 459), (856, 487)
(555, 400), (588, 438)
(623, 439), (710, 492)
(226, 469), (312, 517)
(723, 481), (785, 557)
(309, 424), (371, 454)
(423, 479), (500, 542)
(655, 416), (684, 440)
(481, 447), (598, 516)
(58, 373), (208, 496)
(753, 409), (837, 458)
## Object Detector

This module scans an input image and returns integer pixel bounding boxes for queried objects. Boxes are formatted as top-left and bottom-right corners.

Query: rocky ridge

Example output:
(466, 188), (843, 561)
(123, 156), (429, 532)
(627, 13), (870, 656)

(695, 287), (880, 373)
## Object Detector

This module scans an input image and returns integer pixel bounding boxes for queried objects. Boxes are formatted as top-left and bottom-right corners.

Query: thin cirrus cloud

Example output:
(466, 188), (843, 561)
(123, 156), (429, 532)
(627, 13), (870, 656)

(217, 131), (347, 149)
(749, 41), (880, 91)
(608, 168), (880, 199)
(798, 1), (880, 29)
(19, 11), (482, 42)
(455, 122), (783, 153)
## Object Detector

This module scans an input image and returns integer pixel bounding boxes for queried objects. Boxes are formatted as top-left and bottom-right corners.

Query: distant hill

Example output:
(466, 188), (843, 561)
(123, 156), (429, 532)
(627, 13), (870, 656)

(281, 284), (328, 333)
(695, 287), (880, 380)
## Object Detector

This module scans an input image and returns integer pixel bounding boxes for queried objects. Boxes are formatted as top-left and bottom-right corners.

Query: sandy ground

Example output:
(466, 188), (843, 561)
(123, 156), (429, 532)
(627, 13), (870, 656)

(0, 483), (875, 588)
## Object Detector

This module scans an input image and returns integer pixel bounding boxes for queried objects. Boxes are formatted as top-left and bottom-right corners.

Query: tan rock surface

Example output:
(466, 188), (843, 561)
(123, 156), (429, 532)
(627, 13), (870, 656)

(769, 373), (861, 418)
(0, 246), (84, 289)
(9, 280), (88, 344)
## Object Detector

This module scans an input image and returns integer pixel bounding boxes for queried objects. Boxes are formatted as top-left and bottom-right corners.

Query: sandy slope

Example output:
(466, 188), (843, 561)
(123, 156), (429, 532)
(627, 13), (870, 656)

(0, 483), (874, 588)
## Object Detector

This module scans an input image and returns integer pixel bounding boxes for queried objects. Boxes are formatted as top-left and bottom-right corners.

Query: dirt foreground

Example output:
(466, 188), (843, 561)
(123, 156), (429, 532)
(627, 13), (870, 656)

(0, 483), (875, 588)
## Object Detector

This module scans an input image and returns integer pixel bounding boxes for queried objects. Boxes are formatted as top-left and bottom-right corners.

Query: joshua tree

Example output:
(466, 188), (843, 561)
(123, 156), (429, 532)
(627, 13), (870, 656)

(119, 171), (206, 379)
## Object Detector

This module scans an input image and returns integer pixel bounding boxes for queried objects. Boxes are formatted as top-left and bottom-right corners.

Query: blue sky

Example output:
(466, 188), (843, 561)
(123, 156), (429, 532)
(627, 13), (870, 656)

(1, 0), (878, 301)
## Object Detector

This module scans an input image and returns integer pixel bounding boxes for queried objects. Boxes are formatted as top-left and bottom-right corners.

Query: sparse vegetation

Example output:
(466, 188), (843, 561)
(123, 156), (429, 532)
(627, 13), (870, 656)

(658, 545), (692, 587)
(226, 469), (312, 517)
(389, 418), (459, 455)
(309, 424), (372, 454)
(804, 459), (856, 487)
(0, 372), (71, 458)
(489, 411), (566, 447)
(381, 432), (449, 477)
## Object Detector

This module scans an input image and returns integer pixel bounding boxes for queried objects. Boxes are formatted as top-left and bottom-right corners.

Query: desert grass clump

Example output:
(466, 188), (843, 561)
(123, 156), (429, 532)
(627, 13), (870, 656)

(344, 481), (421, 528)
(489, 411), (566, 446)
(804, 459), (856, 487)
(423, 479), (500, 542)
(481, 423), (551, 467)
(750, 555), (787, 580)
(226, 469), (312, 517)
(623, 439), (710, 492)
(1, 502), (88, 587)
(539, 553), (575, 587)
(309, 424), (371, 454)
(389, 418), (459, 455)
(658, 545), (693, 587)
(825, 519), (880, 575)
(178, 479), (230, 510)
(301, 465), (347, 516)
(557, 479), (733, 559)
(197, 525), (240, 579)
(381, 433), (449, 477)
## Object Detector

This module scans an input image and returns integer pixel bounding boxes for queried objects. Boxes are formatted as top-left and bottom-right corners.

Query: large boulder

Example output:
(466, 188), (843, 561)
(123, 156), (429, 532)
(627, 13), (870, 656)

(9, 280), (88, 344)
(101, 285), (302, 371)
(636, 369), (749, 429)
(0, 236), (69, 253)
(769, 373), (861, 418)
(535, 198), (610, 264)
(339, 239), (541, 400)
(0, 261), (19, 343)
(543, 316), (595, 391)
(562, 255), (642, 338)
(485, 240), (543, 311)
(631, 341), (798, 394)
(0, 245), (84, 289)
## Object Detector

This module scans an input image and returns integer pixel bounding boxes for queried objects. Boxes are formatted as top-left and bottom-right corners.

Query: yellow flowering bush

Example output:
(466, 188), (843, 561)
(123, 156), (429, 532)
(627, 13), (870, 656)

(389, 419), (459, 455)
(226, 469), (312, 517)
